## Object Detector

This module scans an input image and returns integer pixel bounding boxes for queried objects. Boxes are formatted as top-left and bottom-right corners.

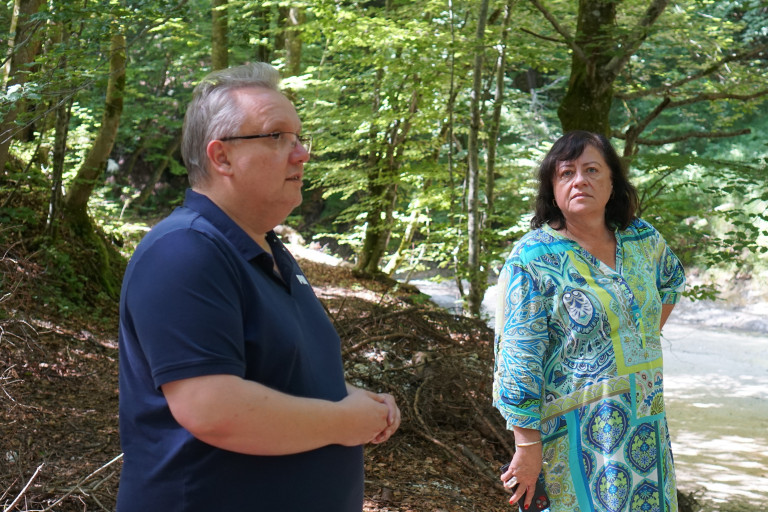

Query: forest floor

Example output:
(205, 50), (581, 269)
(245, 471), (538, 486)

(0, 246), (756, 512)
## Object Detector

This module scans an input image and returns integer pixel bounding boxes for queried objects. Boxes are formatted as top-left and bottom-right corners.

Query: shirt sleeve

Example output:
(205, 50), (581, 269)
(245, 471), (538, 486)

(493, 258), (548, 430)
(122, 229), (247, 388)
(654, 230), (686, 304)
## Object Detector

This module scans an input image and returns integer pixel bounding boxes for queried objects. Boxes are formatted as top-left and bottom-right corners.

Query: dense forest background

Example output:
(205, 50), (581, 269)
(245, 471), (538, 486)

(1, 0), (767, 316)
(1, 1), (768, 510)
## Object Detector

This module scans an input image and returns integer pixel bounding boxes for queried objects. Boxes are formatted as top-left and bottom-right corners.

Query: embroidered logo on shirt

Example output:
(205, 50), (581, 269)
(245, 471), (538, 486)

(296, 274), (309, 285)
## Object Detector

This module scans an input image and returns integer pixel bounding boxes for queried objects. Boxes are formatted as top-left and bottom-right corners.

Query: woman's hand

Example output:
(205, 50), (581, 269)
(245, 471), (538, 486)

(501, 427), (543, 509)
(501, 446), (543, 509)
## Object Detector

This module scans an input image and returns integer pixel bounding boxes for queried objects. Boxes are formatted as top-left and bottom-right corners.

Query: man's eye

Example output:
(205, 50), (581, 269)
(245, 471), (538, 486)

(269, 133), (282, 140)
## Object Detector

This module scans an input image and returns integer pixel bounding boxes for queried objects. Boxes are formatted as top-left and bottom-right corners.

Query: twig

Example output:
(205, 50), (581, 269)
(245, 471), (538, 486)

(41, 453), (123, 511)
(342, 332), (422, 357)
(412, 376), (507, 494)
(460, 376), (516, 457)
(4, 463), (44, 512)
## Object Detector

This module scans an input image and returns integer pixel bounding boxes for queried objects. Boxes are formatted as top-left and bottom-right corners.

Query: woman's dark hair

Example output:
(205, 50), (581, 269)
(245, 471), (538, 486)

(531, 130), (638, 230)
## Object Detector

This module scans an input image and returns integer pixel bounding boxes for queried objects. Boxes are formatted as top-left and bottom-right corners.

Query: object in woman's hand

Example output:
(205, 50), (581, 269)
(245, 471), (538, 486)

(499, 463), (550, 511)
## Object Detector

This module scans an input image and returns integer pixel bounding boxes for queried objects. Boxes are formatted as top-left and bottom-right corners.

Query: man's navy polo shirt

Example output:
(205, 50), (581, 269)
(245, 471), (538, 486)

(117, 189), (364, 511)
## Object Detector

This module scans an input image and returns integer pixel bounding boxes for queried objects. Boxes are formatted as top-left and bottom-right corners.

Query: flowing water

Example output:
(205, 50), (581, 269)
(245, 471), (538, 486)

(662, 322), (768, 510)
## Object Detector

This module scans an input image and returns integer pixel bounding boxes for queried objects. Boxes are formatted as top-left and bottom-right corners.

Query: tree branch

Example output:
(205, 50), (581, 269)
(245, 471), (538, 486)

(619, 128), (752, 146)
(616, 43), (768, 101)
(527, 0), (587, 63)
(631, 97), (671, 138)
(621, 96), (671, 157)
(666, 88), (768, 109)
(519, 27), (563, 44)
(604, 0), (670, 76)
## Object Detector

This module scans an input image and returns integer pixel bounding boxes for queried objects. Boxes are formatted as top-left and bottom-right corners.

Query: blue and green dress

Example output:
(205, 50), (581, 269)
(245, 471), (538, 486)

(493, 218), (686, 512)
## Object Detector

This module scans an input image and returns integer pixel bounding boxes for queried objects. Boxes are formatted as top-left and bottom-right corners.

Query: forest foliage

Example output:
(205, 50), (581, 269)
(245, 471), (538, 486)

(1, 0), (767, 318)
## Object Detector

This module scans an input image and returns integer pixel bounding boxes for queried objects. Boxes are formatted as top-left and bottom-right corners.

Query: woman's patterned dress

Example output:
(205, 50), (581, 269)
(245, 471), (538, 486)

(493, 218), (686, 512)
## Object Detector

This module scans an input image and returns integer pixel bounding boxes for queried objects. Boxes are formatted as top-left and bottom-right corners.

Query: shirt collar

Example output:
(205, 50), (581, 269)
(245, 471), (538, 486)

(182, 188), (268, 262)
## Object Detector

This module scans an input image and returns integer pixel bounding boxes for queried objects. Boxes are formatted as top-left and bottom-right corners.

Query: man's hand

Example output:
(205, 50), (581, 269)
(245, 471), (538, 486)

(336, 387), (391, 446)
(345, 385), (401, 444)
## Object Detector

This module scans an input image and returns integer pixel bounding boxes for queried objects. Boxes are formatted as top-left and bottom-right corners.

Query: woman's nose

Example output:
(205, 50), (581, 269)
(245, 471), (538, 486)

(572, 169), (589, 185)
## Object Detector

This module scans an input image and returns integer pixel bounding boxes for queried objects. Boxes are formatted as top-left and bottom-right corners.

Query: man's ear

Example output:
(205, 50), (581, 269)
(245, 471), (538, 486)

(206, 139), (233, 176)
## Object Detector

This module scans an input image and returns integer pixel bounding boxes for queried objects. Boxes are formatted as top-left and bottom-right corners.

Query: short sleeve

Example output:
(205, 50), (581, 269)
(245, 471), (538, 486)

(121, 229), (247, 388)
(655, 233), (686, 304)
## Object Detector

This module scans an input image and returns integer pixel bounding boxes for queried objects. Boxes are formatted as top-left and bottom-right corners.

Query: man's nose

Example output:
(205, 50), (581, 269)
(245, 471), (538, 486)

(291, 143), (310, 163)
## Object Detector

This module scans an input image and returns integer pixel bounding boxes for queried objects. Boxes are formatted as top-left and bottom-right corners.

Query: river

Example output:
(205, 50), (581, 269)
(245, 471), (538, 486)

(663, 322), (768, 510)
(410, 279), (768, 511)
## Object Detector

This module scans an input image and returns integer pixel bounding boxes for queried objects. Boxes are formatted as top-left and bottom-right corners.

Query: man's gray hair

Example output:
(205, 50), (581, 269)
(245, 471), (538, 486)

(181, 62), (282, 187)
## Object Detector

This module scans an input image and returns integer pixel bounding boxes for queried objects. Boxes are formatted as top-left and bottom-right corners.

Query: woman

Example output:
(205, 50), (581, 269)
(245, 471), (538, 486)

(493, 131), (685, 512)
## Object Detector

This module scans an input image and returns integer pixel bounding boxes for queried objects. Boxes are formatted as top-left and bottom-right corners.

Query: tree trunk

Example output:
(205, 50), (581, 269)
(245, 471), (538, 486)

(485, 0), (513, 222)
(212, 0), (228, 70)
(0, 0), (45, 172)
(47, 96), (72, 238)
(356, 163), (399, 276)
(45, 17), (72, 238)
(284, 6), (303, 78)
(557, 0), (617, 135)
(58, 30), (126, 299)
(466, 0), (489, 317)
(132, 133), (182, 207)
(64, 32), (126, 227)
(355, 71), (419, 276)
(544, 0), (669, 135)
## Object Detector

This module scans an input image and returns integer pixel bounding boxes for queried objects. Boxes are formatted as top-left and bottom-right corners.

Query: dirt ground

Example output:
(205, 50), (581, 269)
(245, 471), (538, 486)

(1, 253), (526, 511)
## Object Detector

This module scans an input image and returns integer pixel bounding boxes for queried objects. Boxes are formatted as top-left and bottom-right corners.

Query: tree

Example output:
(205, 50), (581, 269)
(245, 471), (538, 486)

(63, 30), (126, 230)
(0, 0), (46, 172)
(526, 0), (768, 151)
(212, 0), (228, 70)
(465, 0), (490, 316)
(283, 6), (304, 78)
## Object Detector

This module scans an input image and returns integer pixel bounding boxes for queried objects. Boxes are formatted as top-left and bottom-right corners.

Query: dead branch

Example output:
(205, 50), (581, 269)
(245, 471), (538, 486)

(412, 376), (507, 495)
(342, 332), (423, 357)
(40, 453), (123, 512)
(460, 377), (516, 457)
(4, 463), (44, 512)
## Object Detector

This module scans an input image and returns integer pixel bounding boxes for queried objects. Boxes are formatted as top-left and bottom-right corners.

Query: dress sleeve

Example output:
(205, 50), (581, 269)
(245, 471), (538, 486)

(493, 259), (548, 430)
(655, 232), (686, 305)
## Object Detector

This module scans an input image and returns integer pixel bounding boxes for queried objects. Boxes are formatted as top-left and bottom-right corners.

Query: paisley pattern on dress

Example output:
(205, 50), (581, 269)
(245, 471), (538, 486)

(493, 218), (686, 511)
(585, 401), (630, 455)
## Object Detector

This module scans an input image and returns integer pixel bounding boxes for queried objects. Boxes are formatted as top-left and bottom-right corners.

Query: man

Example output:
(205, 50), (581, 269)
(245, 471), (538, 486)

(117, 63), (400, 511)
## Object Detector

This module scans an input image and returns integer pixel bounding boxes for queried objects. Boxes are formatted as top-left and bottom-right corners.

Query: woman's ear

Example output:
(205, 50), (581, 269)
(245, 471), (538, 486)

(206, 139), (233, 176)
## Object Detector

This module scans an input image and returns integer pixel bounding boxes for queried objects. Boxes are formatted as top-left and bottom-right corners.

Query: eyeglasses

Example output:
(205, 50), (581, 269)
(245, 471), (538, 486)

(219, 131), (312, 155)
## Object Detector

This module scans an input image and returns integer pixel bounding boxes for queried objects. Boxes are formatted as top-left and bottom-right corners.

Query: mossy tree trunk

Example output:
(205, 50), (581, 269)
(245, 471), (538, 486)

(62, 30), (126, 298)
(0, 0), (46, 172)
(212, 0), (228, 70)
(355, 71), (419, 277)
(530, 0), (669, 136)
